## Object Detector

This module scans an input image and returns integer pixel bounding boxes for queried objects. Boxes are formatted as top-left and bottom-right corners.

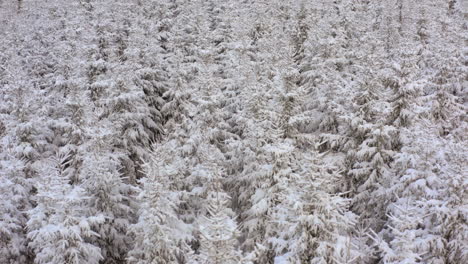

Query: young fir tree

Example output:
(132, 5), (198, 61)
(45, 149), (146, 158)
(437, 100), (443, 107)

(26, 152), (102, 264)
(131, 0), (176, 133)
(0, 153), (33, 264)
(299, 0), (357, 140)
(80, 146), (137, 264)
(128, 154), (192, 264)
(195, 168), (243, 264)
(103, 77), (162, 182)
(275, 150), (358, 264)
(376, 128), (467, 264)
(241, 139), (295, 263)
(341, 77), (395, 226)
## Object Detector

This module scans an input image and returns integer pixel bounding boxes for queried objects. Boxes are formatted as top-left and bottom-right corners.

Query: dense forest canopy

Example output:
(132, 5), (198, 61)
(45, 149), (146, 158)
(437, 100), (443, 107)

(0, 0), (466, 263)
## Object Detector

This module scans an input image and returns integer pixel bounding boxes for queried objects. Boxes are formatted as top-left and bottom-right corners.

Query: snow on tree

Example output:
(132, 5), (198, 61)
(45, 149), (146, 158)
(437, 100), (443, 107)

(239, 139), (301, 262)
(376, 129), (468, 263)
(79, 144), (137, 264)
(195, 168), (243, 264)
(26, 152), (102, 264)
(371, 3), (468, 262)
(271, 148), (358, 264)
(128, 153), (193, 264)
(91, 71), (162, 184)
(0, 0), (466, 263)
(0, 153), (33, 264)
(348, 123), (396, 231)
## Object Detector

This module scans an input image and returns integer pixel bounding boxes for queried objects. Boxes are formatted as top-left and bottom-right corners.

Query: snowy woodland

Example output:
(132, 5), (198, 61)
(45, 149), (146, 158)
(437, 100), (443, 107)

(0, 0), (466, 263)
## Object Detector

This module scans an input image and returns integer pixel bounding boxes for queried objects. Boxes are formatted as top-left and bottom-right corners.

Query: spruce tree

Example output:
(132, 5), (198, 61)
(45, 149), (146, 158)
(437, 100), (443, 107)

(80, 147), (137, 264)
(128, 154), (192, 264)
(27, 152), (102, 264)
(196, 170), (243, 264)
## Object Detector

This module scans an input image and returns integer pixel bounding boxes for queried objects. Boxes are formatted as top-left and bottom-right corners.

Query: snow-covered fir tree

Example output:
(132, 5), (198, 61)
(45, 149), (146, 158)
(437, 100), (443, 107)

(0, 153), (33, 264)
(80, 146), (137, 264)
(128, 154), (192, 264)
(26, 152), (102, 264)
(194, 168), (243, 264)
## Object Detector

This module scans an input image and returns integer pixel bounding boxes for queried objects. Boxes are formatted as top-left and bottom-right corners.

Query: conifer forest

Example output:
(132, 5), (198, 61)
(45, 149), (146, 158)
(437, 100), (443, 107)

(0, 0), (467, 263)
